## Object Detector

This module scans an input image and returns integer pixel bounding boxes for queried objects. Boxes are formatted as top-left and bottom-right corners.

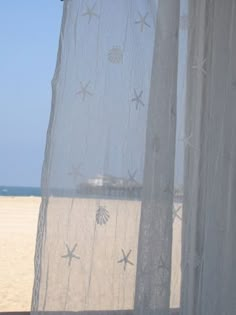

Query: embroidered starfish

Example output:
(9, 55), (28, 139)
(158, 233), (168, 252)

(135, 11), (150, 32)
(179, 134), (194, 149)
(68, 164), (83, 182)
(76, 81), (93, 101)
(82, 3), (98, 24)
(192, 57), (207, 76)
(128, 169), (138, 184)
(118, 249), (134, 271)
(131, 89), (145, 110)
(173, 205), (182, 223)
(61, 243), (80, 266)
(158, 256), (170, 274)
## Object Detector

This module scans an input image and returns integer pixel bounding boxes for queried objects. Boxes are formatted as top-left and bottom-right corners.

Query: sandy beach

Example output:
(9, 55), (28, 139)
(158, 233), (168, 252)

(0, 197), (181, 312)
(0, 197), (40, 311)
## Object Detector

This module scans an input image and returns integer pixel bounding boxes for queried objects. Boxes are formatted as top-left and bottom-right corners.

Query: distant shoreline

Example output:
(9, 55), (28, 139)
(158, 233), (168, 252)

(0, 186), (41, 197)
(0, 186), (183, 202)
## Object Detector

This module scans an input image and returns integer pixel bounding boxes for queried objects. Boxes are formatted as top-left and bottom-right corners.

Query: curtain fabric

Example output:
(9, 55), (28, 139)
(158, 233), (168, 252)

(32, 1), (180, 313)
(31, 1), (236, 315)
(181, 1), (236, 315)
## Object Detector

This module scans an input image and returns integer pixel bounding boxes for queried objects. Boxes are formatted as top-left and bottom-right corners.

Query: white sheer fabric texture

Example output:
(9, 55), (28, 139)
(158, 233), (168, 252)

(31, 1), (236, 315)
(181, 1), (236, 315)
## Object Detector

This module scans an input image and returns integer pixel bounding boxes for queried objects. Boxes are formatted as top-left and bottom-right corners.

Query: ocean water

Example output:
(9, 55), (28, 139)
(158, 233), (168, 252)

(0, 186), (183, 202)
(0, 186), (41, 196)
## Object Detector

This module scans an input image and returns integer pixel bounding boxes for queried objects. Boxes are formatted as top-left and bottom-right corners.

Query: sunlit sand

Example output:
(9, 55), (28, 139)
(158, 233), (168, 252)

(0, 197), (181, 311)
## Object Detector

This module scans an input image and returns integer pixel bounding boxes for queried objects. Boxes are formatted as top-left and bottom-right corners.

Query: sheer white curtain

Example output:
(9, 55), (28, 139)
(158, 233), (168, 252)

(181, 1), (236, 315)
(31, 0), (236, 315)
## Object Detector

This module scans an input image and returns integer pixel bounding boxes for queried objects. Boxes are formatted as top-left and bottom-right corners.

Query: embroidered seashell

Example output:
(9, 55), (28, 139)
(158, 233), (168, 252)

(108, 46), (123, 64)
(96, 206), (110, 225)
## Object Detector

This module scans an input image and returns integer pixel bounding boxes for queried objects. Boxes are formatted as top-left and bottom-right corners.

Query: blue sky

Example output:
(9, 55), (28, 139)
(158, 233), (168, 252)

(0, 1), (187, 188)
(0, 1), (63, 186)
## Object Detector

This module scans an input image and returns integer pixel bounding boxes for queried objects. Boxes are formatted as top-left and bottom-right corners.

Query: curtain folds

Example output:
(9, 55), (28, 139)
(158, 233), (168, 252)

(181, 1), (236, 315)
(31, 1), (236, 315)
(134, 1), (179, 314)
